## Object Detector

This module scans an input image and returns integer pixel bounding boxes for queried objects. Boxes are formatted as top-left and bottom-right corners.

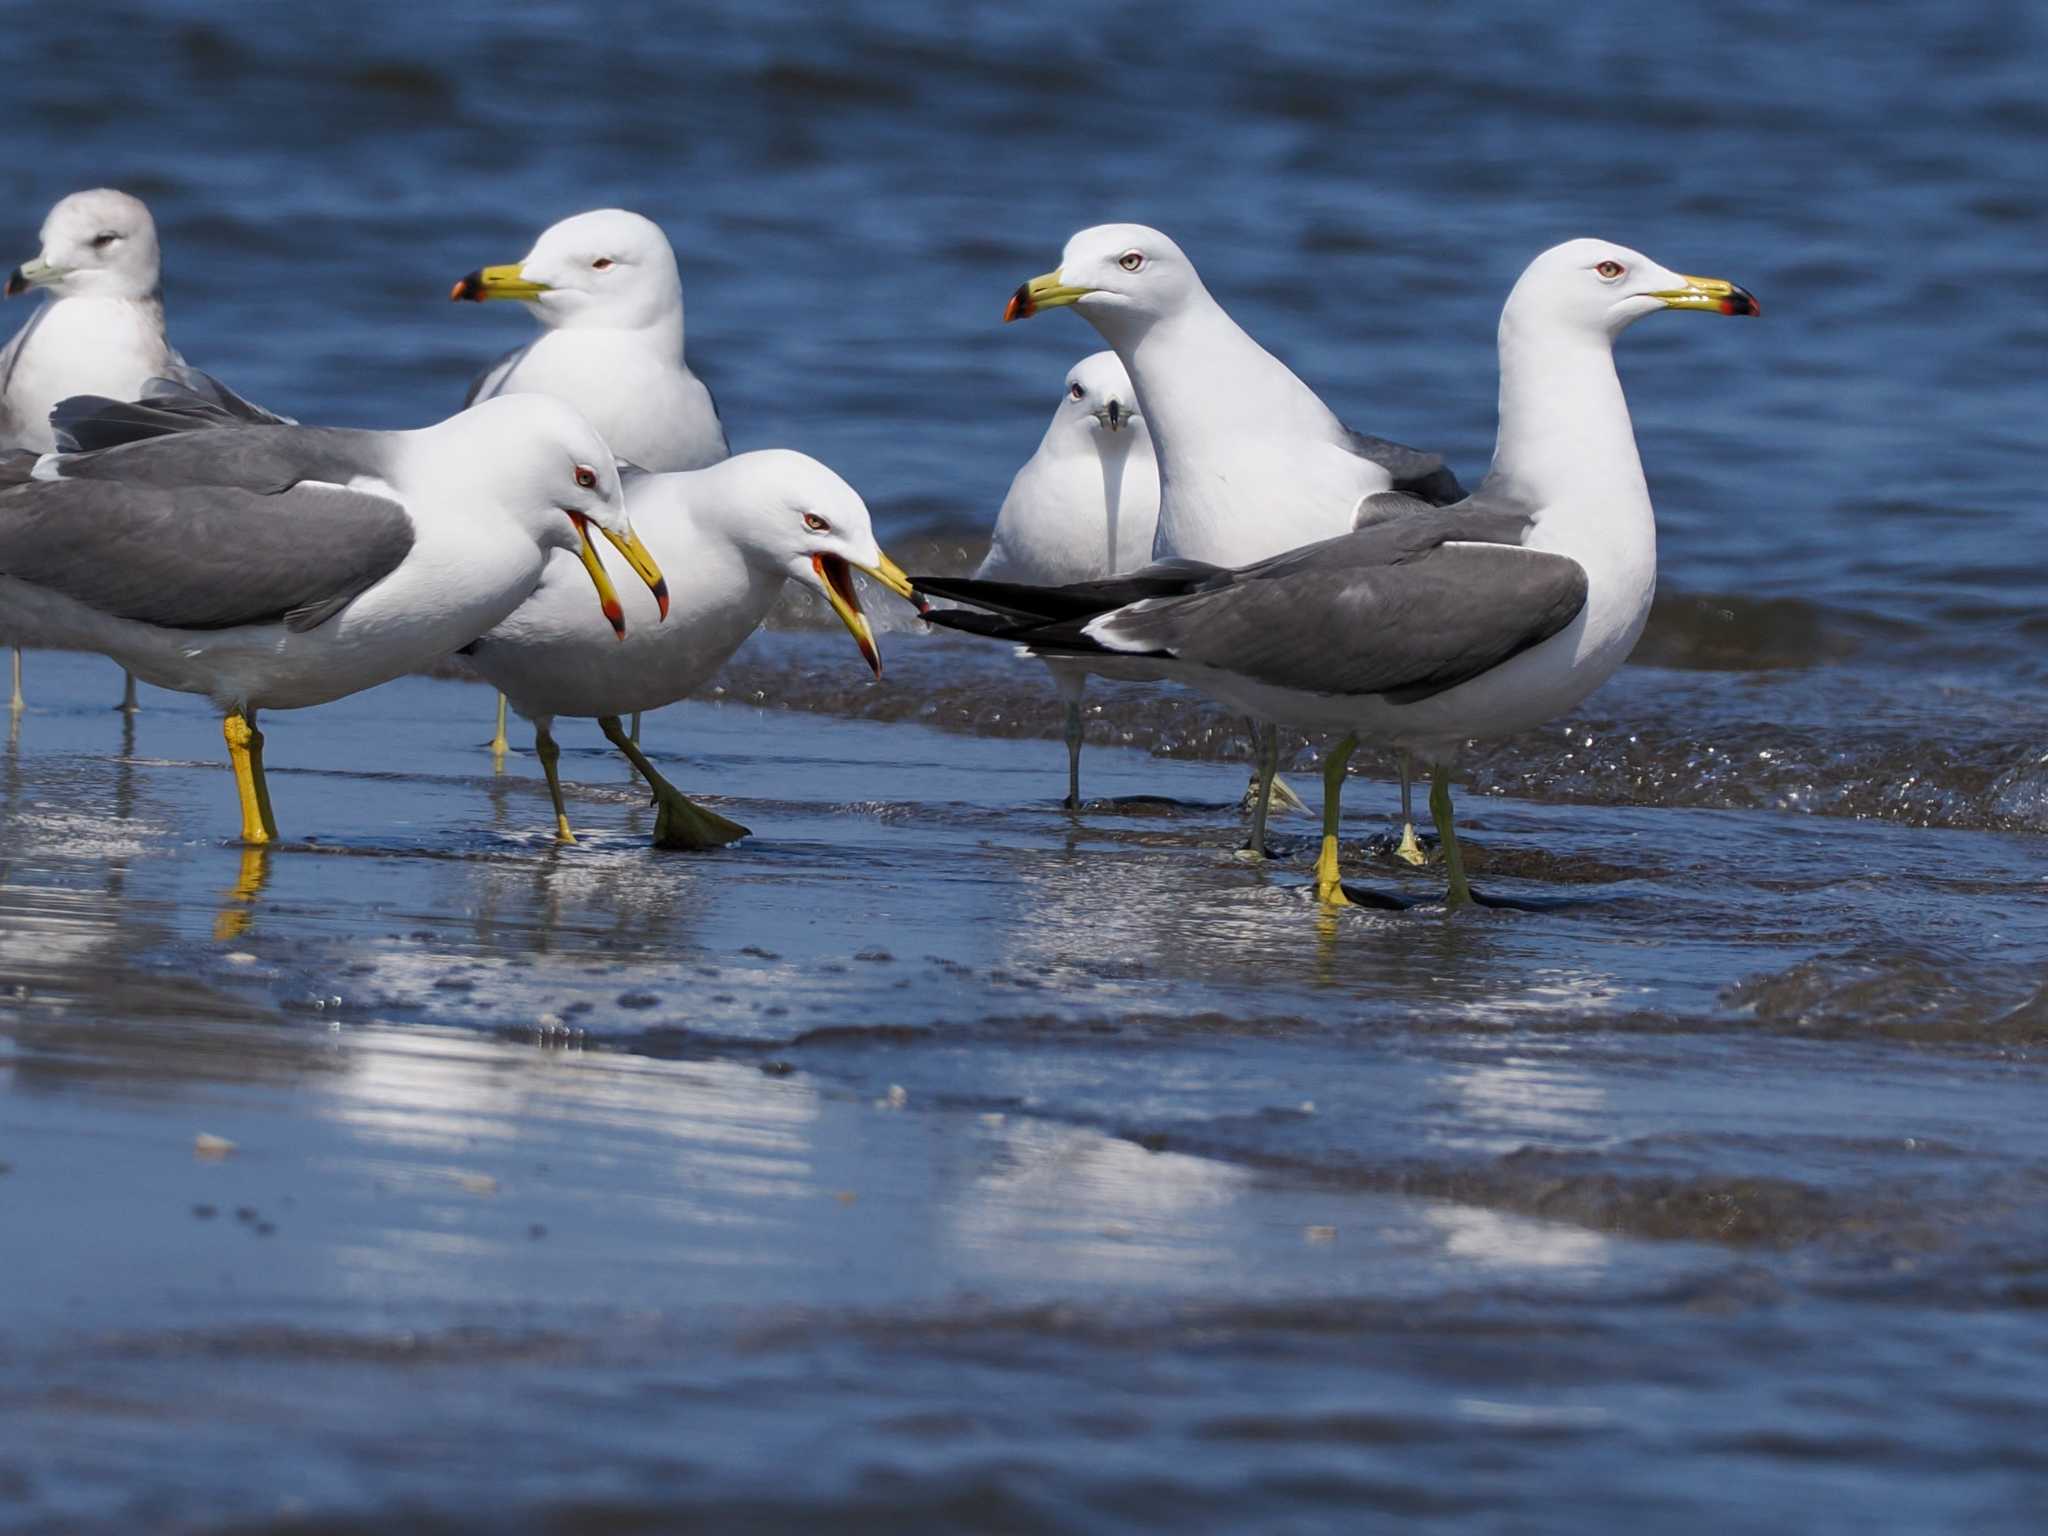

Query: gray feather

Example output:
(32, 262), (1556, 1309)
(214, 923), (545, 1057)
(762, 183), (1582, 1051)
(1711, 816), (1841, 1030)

(0, 474), (413, 633)
(1340, 427), (1467, 506)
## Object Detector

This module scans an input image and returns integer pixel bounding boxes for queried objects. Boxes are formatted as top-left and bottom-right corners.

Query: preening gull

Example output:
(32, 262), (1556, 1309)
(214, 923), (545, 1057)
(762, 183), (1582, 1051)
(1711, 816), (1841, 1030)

(1002, 223), (1466, 853)
(452, 208), (728, 753)
(0, 384), (668, 845)
(2, 189), (182, 715)
(465, 449), (916, 849)
(973, 351), (1159, 807)
(927, 239), (1759, 908)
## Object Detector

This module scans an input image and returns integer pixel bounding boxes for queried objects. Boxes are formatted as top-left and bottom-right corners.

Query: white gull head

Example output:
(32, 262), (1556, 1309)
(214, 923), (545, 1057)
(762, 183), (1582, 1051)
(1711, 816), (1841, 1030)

(9, 189), (162, 302)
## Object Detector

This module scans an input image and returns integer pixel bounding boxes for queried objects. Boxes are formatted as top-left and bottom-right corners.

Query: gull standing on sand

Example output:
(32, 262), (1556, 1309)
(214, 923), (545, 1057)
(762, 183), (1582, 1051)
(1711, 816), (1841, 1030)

(1, 189), (182, 716)
(1001, 223), (1467, 857)
(451, 207), (729, 752)
(466, 451), (916, 849)
(926, 239), (1759, 909)
(0, 382), (668, 845)
(973, 351), (1159, 807)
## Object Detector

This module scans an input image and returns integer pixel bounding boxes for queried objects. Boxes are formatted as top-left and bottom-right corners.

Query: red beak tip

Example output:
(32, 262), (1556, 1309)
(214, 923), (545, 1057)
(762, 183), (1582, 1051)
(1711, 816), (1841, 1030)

(1003, 285), (1032, 323)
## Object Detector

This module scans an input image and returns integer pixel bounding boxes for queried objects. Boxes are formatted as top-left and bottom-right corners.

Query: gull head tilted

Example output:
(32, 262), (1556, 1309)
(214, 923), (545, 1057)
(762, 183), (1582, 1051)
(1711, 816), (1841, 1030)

(684, 449), (914, 678)
(6, 189), (161, 302)
(1057, 350), (1142, 436)
(1006, 223), (1211, 341)
(419, 394), (666, 635)
(451, 208), (683, 334)
(1504, 239), (1761, 344)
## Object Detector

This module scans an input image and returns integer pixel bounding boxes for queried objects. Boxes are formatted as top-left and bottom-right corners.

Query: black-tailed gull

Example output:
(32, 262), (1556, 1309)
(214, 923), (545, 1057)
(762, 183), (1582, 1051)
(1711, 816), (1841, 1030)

(929, 239), (1759, 908)
(464, 450), (916, 849)
(972, 351), (1158, 808)
(0, 384), (669, 846)
(452, 208), (727, 755)
(1002, 222), (1467, 856)
(2, 188), (182, 717)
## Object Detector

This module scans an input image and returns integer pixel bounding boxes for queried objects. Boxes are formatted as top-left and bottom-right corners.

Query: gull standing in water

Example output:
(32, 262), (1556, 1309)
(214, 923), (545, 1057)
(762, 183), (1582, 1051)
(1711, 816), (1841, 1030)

(999, 223), (1467, 858)
(0, 386), (667, 845)
(465, 451), (917, 848)
(924, 239), (1758, 909)
(971, 352), (1159, 808)
(1, 189), (182, 716)
(451, 208), (728, 752)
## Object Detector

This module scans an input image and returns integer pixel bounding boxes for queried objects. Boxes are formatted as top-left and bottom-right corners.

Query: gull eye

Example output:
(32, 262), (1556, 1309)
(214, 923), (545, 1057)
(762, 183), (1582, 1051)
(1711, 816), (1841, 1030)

(1595, 259), (1626, 281)
(574, 465), (599, 490)
(1118, 250), (1144, 273)
(591, 257), (615, 271)
(803, 512), (830, 533)
(1069, 383), (1085, 401)
(91, 232), (119, 250)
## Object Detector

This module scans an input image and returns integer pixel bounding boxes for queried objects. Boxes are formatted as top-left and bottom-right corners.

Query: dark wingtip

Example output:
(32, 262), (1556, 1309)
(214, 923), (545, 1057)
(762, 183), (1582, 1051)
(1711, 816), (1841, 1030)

(1003, 283), (1032, 323)
(1722, 284), (1761, 318)
(3, 268), (26, 299)
(450, 271), (485, 302)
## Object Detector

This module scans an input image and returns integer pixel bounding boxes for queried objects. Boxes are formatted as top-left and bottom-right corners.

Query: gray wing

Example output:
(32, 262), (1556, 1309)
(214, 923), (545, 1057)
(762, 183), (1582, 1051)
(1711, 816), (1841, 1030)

(0, 476), (414, 633)
(54, 369), (298, 454)
(1104, 542), (1586, 703)
(1340, 427), (1467, 506)
(1082, 486), (1581, 702)
(465, 342), (532, 407)
(39, 421), (393, 496)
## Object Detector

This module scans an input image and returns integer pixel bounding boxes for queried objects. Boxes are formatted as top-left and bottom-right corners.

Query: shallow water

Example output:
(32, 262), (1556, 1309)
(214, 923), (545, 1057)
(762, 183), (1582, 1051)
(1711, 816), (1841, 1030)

(6, 1), (2048, 1530)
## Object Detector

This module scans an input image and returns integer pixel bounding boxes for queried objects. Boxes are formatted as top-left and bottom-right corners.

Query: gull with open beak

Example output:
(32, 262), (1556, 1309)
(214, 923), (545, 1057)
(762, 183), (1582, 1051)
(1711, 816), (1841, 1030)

(0, 380), (664, 846)
(450, 208), (729, 754)
(462, 449), (918, 849)
(925, 239), (1759, 910)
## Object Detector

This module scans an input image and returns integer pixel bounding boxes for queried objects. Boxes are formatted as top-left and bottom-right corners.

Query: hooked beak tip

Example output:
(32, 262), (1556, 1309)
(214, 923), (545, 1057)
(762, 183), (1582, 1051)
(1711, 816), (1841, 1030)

(1722, 284), (1762, 317)
(3, 268), (27, 299)
(450, 271), (484, 302)
(1003, 284), (1033, 324)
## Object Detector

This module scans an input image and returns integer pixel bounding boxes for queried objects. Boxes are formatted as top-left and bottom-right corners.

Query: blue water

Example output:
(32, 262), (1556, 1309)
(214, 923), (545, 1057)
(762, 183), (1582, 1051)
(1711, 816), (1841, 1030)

(5, 3), (2048, 1532)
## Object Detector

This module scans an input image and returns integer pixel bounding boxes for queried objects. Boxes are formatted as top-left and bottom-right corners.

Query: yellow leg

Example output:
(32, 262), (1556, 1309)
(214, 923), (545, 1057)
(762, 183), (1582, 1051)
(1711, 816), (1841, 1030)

(1395, 751), (1427, 865)
(1431, 761), (1473, 909)
(213, 846), (271, 942)
(1315, 734), (1359, 906)
(8, 648), (22, 715)
(598, 715), (750, 850)
(489, 692), (510, 760)
(534, 723), (576, 844)
(223, 708), (278, 846)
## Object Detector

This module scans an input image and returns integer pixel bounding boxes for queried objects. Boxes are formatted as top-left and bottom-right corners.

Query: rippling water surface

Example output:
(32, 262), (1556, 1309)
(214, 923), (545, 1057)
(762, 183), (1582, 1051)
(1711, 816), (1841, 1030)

(3, 3), (2047, 1532)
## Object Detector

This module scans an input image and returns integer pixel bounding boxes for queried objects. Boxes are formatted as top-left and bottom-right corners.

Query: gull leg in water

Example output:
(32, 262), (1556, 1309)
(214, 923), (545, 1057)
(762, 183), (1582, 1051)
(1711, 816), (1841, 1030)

(533, 723), (576, 844)
(598, 715), (749, 851)
(1242, 722), (1285, 858)
(118, 671), (139, 714)
(8, 649), (21, 716)
(1430, 761), (1474, 910)
(488, 693), (511, 761)
(630, 711), (643, 744)
(1052, 666), (1088, 810)
(1240, 719), (1309, 824)
(223, 708), (279, 847)
(1395, 751), (1428, 866)
(1314, 734), (1360, 906)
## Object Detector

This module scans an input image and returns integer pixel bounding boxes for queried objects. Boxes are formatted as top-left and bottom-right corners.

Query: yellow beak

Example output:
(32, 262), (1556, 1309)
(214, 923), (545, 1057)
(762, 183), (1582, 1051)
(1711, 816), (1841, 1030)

(568, 513), (629, 638)
(812, 550), (916, 678)
(1004, 270), (1095, 323)
(1650, 274), (1762, 317)
(598, 525), (669, 621)
(450, 263), (551, 302)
